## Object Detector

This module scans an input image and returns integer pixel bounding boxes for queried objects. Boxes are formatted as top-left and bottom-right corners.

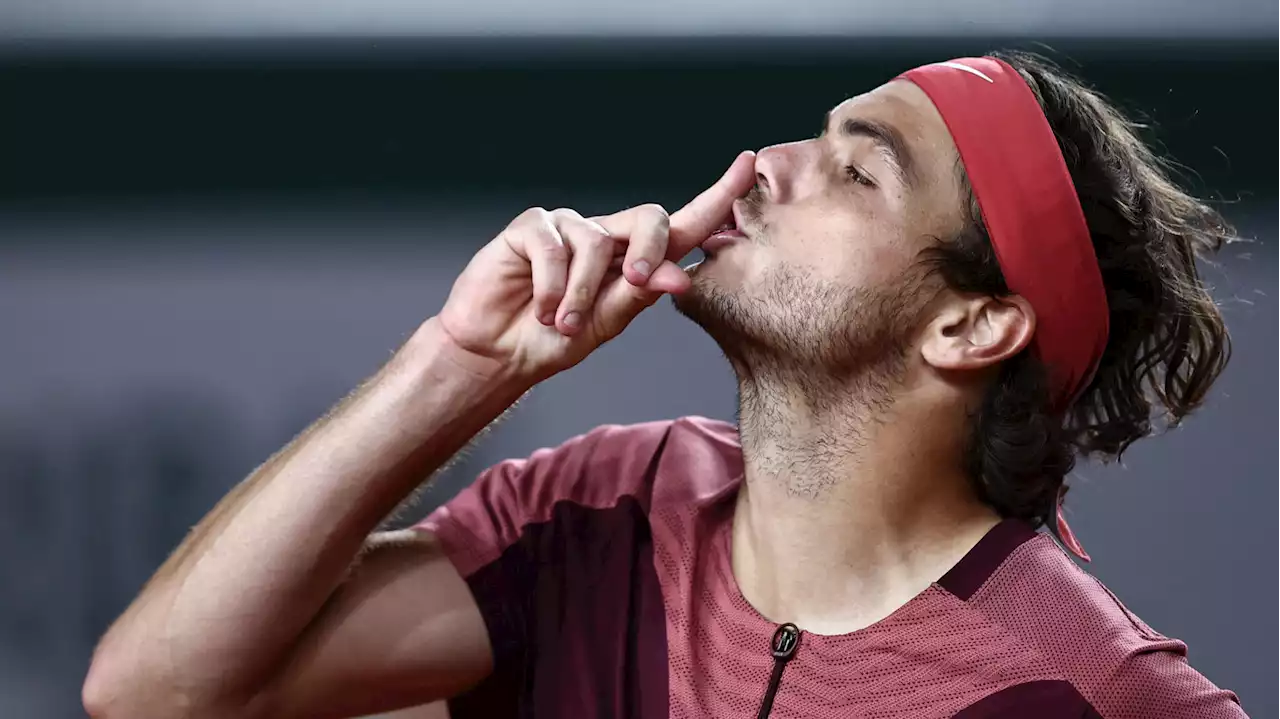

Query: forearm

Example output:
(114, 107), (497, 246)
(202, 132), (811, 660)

(87, 318), (527, 714)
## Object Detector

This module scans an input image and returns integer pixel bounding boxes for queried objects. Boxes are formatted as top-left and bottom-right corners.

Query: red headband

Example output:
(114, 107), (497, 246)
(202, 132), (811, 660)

(900, 57), (1109, 561)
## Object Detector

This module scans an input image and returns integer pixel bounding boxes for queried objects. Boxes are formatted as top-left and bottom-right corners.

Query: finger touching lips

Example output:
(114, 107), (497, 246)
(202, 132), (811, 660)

(668, 151), (757, 259)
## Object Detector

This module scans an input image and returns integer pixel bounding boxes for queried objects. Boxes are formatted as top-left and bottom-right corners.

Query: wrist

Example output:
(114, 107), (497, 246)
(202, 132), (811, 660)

(402, 317), (534, 399)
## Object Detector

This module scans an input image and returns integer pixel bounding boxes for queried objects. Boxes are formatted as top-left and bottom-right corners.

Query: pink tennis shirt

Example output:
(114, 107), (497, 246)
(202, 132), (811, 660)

(417, 416), (1245, 718)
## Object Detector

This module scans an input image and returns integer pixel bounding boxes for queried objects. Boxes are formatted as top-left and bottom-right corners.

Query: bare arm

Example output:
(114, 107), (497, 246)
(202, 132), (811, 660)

(83, 154), (756, 719)
(83, 318), (527, 719)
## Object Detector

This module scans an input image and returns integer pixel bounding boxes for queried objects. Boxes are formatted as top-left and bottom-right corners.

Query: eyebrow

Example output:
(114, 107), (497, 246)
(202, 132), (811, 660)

(821, 111), (917, 189)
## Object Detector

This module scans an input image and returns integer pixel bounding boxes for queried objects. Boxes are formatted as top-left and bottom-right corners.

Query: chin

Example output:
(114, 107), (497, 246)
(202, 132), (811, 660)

(675, 255), (730, 305)
(670, 270), (754, 352)
(670, 274), (716, 327)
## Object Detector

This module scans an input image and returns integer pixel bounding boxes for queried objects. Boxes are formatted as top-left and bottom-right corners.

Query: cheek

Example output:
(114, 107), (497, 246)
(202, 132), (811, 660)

(777, 204), (912, 284)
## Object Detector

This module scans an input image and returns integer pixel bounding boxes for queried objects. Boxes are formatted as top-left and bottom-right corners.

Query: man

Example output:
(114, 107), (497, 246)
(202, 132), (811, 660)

(84, 52), (1245, 718)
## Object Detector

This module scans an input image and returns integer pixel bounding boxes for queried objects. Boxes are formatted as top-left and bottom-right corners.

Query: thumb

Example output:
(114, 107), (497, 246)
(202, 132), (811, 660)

(667, 150), (757, 260)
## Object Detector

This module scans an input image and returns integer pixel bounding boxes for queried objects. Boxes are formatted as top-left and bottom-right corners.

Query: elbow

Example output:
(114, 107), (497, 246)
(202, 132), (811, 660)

(82, 676), (105, 718)
(82, 646), (127, 719)
(82, 642), (161, 719)
(83, 646), (265, 719)
(82, 644), (189, 719)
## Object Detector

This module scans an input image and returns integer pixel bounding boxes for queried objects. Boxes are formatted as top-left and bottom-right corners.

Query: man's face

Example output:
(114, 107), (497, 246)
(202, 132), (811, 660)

(675, 80), (969, 376)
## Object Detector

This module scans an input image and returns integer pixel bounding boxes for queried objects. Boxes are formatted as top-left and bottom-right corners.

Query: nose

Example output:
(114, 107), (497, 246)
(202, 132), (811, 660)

(753, 140), (813, 204)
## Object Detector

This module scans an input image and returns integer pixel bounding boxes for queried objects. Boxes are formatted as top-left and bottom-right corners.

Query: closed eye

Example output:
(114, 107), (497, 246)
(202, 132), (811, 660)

(844, 165), (876, 188)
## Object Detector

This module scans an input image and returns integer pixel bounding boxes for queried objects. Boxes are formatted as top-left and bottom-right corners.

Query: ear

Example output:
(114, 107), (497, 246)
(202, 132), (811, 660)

(920, 294), (1036, 372)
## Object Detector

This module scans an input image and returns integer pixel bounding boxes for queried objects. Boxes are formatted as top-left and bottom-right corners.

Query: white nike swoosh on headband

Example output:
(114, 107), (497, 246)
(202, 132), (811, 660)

(933, 62), (995, 82)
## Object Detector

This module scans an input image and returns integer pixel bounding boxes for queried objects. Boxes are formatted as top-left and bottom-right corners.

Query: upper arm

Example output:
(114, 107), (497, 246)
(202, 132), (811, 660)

(247, 421), (682, 719)
(256, 529), (492, 719)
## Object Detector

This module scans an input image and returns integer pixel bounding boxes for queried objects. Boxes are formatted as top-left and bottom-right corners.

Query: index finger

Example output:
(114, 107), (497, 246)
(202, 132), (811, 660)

(666, 150), (758, 259)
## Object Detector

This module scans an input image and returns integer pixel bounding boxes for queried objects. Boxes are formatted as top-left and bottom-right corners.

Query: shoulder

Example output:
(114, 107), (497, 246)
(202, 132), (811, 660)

(965, 533), (1171, 654)
(418, 415), (742, 574)
(968, 535), (1244, 717)
(479, 414), (739, 511)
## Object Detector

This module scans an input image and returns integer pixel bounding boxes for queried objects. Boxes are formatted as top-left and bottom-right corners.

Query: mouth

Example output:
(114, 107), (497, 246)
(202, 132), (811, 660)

(701, 198), (749, 255)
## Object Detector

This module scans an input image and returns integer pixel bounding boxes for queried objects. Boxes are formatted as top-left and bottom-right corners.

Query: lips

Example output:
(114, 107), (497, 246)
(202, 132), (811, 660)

(701, 230), (744, 254)
(700, 198), (748, 254)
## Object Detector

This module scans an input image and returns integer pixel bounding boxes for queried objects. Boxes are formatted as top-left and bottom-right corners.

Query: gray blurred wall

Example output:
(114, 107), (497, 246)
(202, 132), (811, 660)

(1, 201), (1274, 718)
(0, 36), (1275, 719)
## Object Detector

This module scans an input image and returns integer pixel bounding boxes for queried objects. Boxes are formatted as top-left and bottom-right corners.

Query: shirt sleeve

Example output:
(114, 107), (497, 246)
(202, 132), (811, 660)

(413, 420), (674, 666)
(1093, 643), (1248, 718)
(417, 421), (671, 575)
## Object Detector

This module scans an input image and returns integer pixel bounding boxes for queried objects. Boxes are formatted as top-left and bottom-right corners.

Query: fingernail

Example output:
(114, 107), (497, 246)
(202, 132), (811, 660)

(539, 311), (555, 325)
(563, 311), (582, 328)
(632, 259), (652, 277)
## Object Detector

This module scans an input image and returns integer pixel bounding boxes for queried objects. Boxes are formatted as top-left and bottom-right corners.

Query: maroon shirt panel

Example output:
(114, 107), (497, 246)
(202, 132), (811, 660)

(950, 680), (1098, 718)
(937, 517), (1039, 600)
(420, 417), (1247, 718)
(965, 536), (1246, 718)
(445, 497), (667, 719)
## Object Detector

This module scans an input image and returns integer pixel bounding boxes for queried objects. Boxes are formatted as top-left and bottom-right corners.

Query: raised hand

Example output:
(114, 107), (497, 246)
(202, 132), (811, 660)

(437, 150), (757, 383)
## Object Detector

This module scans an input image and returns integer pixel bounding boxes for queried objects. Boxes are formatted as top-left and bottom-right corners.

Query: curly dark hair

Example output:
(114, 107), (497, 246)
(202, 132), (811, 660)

(919, 50), (1235, 531)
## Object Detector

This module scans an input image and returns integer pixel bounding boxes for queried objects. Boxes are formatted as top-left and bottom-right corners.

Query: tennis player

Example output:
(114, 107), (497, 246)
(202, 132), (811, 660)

(85, 52), (1246, 718)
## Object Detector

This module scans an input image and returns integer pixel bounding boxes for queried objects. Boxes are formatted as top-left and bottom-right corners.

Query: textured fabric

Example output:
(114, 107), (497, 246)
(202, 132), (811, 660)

(966, 537), (1245, 718)
(418, 417), (1246, 718)
(444, 498), (668, 719)
(950, 681), (1097, 718)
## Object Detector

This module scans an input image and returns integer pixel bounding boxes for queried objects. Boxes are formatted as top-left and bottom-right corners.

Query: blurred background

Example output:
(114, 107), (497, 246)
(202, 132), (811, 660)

(0, 2), (1275, 717)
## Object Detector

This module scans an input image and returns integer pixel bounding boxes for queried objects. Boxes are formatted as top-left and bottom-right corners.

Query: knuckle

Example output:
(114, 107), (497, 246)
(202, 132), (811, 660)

(517, 206), (549, 223)
(527, 224), (564, 248)
(638, 202), (668, 217)
(581, 230), (613, 253)
(638, 203), (670, 226)
(551, 207), (583, 221)
(586, 219), (613, 239)
(511, 207), (555, 239)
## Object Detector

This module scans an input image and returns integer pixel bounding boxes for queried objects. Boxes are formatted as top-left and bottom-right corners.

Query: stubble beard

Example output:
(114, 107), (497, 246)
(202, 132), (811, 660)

(672, 256), (931, 497)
